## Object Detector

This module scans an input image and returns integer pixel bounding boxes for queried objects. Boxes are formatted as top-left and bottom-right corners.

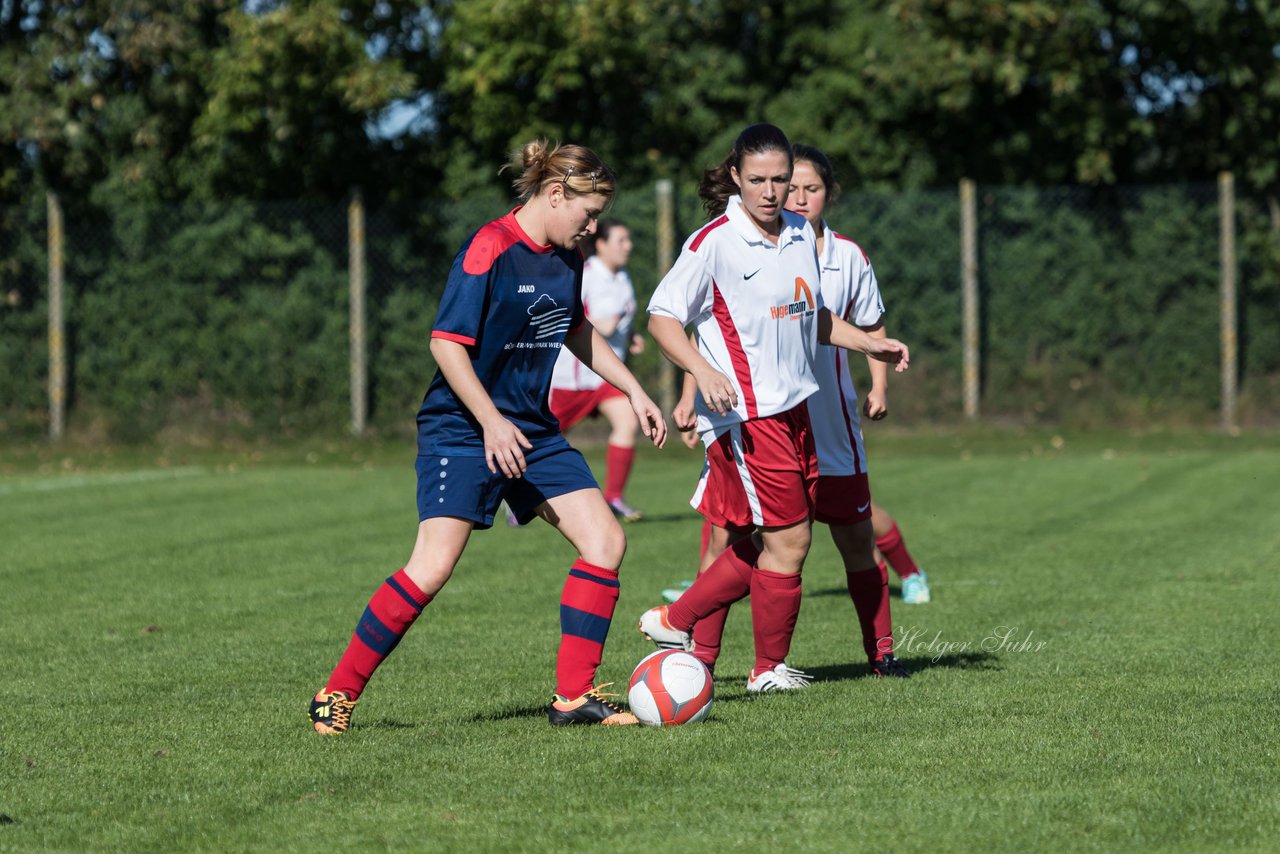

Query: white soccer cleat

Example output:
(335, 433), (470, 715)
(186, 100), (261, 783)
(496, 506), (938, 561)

(637, 606), (693, 652)
(746, 663), (813, 693)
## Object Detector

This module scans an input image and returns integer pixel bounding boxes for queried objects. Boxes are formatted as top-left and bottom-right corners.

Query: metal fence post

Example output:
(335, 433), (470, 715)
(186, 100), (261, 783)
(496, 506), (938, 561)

(349, 188), (368, 436)
(1219, 171), (1238, 433)
(655, 179), (676, 413)
(960, 178), (980, 420)
(47, 191), (66, 440)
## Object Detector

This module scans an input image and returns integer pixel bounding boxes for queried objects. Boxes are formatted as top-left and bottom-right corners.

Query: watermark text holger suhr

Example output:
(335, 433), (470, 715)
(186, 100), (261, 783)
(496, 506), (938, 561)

(895, 625), (1047, 661)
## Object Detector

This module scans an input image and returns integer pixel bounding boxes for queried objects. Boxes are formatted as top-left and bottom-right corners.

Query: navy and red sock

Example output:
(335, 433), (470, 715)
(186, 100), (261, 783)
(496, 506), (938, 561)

(555, 558), (620, 699)
(326, 568), (431, 699)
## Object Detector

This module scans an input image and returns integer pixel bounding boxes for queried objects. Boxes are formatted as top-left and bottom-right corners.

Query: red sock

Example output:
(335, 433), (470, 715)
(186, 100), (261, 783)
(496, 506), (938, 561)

(750, 568), (803, 675)
(846, 563), (893, 662)
(556, 559), (620, 699)
(326, 568), (431, 699)
(688, 539), (757, 667)
(603, 444), (635, 502)
(691, 608), (729, 668)
(668, 537), (760, 631)
(876, 522), (920, 579)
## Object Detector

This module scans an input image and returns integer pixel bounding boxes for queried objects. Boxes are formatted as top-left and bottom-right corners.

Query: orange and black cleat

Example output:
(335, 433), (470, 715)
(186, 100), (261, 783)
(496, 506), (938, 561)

(548, 685), (639, 726)
(309, 690), (357, 734)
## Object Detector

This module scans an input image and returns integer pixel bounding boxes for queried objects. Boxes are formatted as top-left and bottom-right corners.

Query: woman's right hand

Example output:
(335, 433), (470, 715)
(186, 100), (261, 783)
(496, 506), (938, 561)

(866, 337), (911, 373)
(694, 368), (738, 416)
(482, 415), (534, 478)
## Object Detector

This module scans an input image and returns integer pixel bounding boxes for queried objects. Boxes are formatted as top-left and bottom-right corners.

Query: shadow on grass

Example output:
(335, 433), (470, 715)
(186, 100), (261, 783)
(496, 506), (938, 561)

(806, 651), (1003, 682)
(463, 703), (548, 724)
(808, 584), (917, 600)
(359, 718), (420, 730)
(626, 512), (701, 525)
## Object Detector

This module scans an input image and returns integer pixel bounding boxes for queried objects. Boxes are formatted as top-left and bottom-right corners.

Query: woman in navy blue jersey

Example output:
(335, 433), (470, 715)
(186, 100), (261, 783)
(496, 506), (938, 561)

(309, 141), (667, 733)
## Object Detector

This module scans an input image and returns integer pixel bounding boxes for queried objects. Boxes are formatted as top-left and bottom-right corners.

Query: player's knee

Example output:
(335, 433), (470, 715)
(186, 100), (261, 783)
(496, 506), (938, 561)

(403, 555), (455, 597)
(580, 517), (627, 569)
(762, 525), (810, 571)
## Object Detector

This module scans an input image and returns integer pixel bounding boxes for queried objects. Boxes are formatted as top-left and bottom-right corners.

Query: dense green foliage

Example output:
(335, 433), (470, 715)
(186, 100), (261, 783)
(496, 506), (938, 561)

(2, 437), (1279, 848)
(5, 1), (1280, 202)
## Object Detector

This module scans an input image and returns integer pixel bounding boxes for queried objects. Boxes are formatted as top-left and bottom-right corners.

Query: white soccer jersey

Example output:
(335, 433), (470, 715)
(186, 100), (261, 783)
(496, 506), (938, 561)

(550, 255), (637, 391)
(648, 195), (823, 438)
(805, 225), (886, 476)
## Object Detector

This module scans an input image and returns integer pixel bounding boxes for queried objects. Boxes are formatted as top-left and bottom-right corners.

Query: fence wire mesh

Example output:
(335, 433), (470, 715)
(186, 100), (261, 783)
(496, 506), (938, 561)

(2, 181), (1276, 440)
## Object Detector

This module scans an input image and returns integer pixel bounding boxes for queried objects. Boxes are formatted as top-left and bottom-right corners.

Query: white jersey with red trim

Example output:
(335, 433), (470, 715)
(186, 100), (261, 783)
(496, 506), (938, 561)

(550, 255), (637, 391)
(648, 196), (823, 439)
(805, 225), (886, 476)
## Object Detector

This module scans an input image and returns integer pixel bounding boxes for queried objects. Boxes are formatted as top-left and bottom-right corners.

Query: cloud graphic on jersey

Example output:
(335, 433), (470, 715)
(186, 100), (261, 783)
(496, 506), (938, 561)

(527, 293), (558, 315)
(527, 293), (571, 339)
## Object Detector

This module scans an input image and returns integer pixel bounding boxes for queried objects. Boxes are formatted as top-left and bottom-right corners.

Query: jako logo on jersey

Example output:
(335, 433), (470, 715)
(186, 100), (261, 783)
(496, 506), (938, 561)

(770, 277), (816, 320)
(517, 284), (535, 293)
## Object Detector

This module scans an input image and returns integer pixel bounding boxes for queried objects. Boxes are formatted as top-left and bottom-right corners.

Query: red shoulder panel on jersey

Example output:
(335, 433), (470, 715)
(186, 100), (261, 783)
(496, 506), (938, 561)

(834, 232), (870, 265)
(462, 220), (524, 276)
(690, 215), (730, 252)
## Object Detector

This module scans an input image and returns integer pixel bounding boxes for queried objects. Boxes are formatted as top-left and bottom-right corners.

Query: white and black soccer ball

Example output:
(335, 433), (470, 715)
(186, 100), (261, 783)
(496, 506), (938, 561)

(627, 649), (713, 726)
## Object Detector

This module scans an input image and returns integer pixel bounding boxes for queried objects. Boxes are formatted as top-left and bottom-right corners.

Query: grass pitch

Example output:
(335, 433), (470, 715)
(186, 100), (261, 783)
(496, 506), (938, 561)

(2, 431), (1278, 851)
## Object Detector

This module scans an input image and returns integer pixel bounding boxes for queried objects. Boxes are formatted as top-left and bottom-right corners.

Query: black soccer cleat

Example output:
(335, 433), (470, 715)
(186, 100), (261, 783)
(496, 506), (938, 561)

(870, 654), (911, 679)
(548, 685), (639, 726)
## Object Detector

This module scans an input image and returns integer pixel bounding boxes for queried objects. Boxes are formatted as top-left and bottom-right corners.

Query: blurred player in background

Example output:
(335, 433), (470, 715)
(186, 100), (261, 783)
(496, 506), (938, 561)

(308, 140), (667, 734)
(548, 219), (648, 522)
(637, 123), (909, 693)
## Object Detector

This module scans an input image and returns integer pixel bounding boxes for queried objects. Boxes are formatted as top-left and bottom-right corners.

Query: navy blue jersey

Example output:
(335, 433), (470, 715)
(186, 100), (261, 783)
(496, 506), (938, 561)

(418, 210), (586, 453)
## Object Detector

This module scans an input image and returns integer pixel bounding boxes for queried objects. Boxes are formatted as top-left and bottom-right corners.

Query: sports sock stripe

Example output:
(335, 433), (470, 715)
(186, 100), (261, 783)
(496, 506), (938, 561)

(555, 558), (620, 699)
(326, 568), (432, 699)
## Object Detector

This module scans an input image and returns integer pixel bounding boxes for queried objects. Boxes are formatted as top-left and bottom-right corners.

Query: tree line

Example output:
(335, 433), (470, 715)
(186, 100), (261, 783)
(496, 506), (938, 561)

(4, 0), (1279, 211)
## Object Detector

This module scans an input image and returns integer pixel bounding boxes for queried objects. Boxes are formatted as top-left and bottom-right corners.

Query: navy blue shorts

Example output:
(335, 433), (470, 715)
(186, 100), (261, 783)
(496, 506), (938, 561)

(416, 437), (598, 529)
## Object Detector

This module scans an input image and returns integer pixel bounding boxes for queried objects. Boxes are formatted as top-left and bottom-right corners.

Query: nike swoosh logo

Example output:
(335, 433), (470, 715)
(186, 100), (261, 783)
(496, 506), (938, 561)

(744, 269), (761, 280)
(857, 502), (871, 513)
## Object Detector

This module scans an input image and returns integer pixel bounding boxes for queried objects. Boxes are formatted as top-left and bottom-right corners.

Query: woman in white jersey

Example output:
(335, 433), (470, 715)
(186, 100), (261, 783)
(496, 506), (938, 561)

(666, 145), (920, 676)
(549, 220), (647, 522)
(637, 123), (909, 692)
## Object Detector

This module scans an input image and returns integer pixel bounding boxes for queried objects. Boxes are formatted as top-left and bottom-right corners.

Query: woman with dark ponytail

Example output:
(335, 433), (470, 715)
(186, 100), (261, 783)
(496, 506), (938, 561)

(638, 123), (910, 692)
(308, 140), (667, 733)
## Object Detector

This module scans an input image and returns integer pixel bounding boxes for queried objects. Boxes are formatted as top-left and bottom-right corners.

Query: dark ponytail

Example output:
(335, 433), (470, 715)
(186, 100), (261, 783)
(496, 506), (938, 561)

(697, 123), (793, 218)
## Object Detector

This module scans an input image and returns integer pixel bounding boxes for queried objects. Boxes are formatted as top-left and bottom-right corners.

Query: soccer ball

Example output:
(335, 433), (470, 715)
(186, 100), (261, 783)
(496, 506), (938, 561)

(627, 649), (714, 727)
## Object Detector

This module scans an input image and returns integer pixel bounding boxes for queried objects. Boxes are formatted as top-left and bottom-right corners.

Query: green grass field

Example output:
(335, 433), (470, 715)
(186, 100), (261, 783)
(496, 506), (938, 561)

(2, 431), (1279, 851)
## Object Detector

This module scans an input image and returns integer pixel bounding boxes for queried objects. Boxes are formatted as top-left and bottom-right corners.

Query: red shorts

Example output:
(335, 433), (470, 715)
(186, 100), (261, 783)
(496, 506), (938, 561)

(550, 384), (627, 431)
(813, 473), (873, 526)
(691, 405), (818, 529)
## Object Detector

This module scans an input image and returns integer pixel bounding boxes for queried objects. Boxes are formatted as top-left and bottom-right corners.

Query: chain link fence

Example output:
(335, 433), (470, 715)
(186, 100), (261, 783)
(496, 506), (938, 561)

(2, 180), (1276, 441)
